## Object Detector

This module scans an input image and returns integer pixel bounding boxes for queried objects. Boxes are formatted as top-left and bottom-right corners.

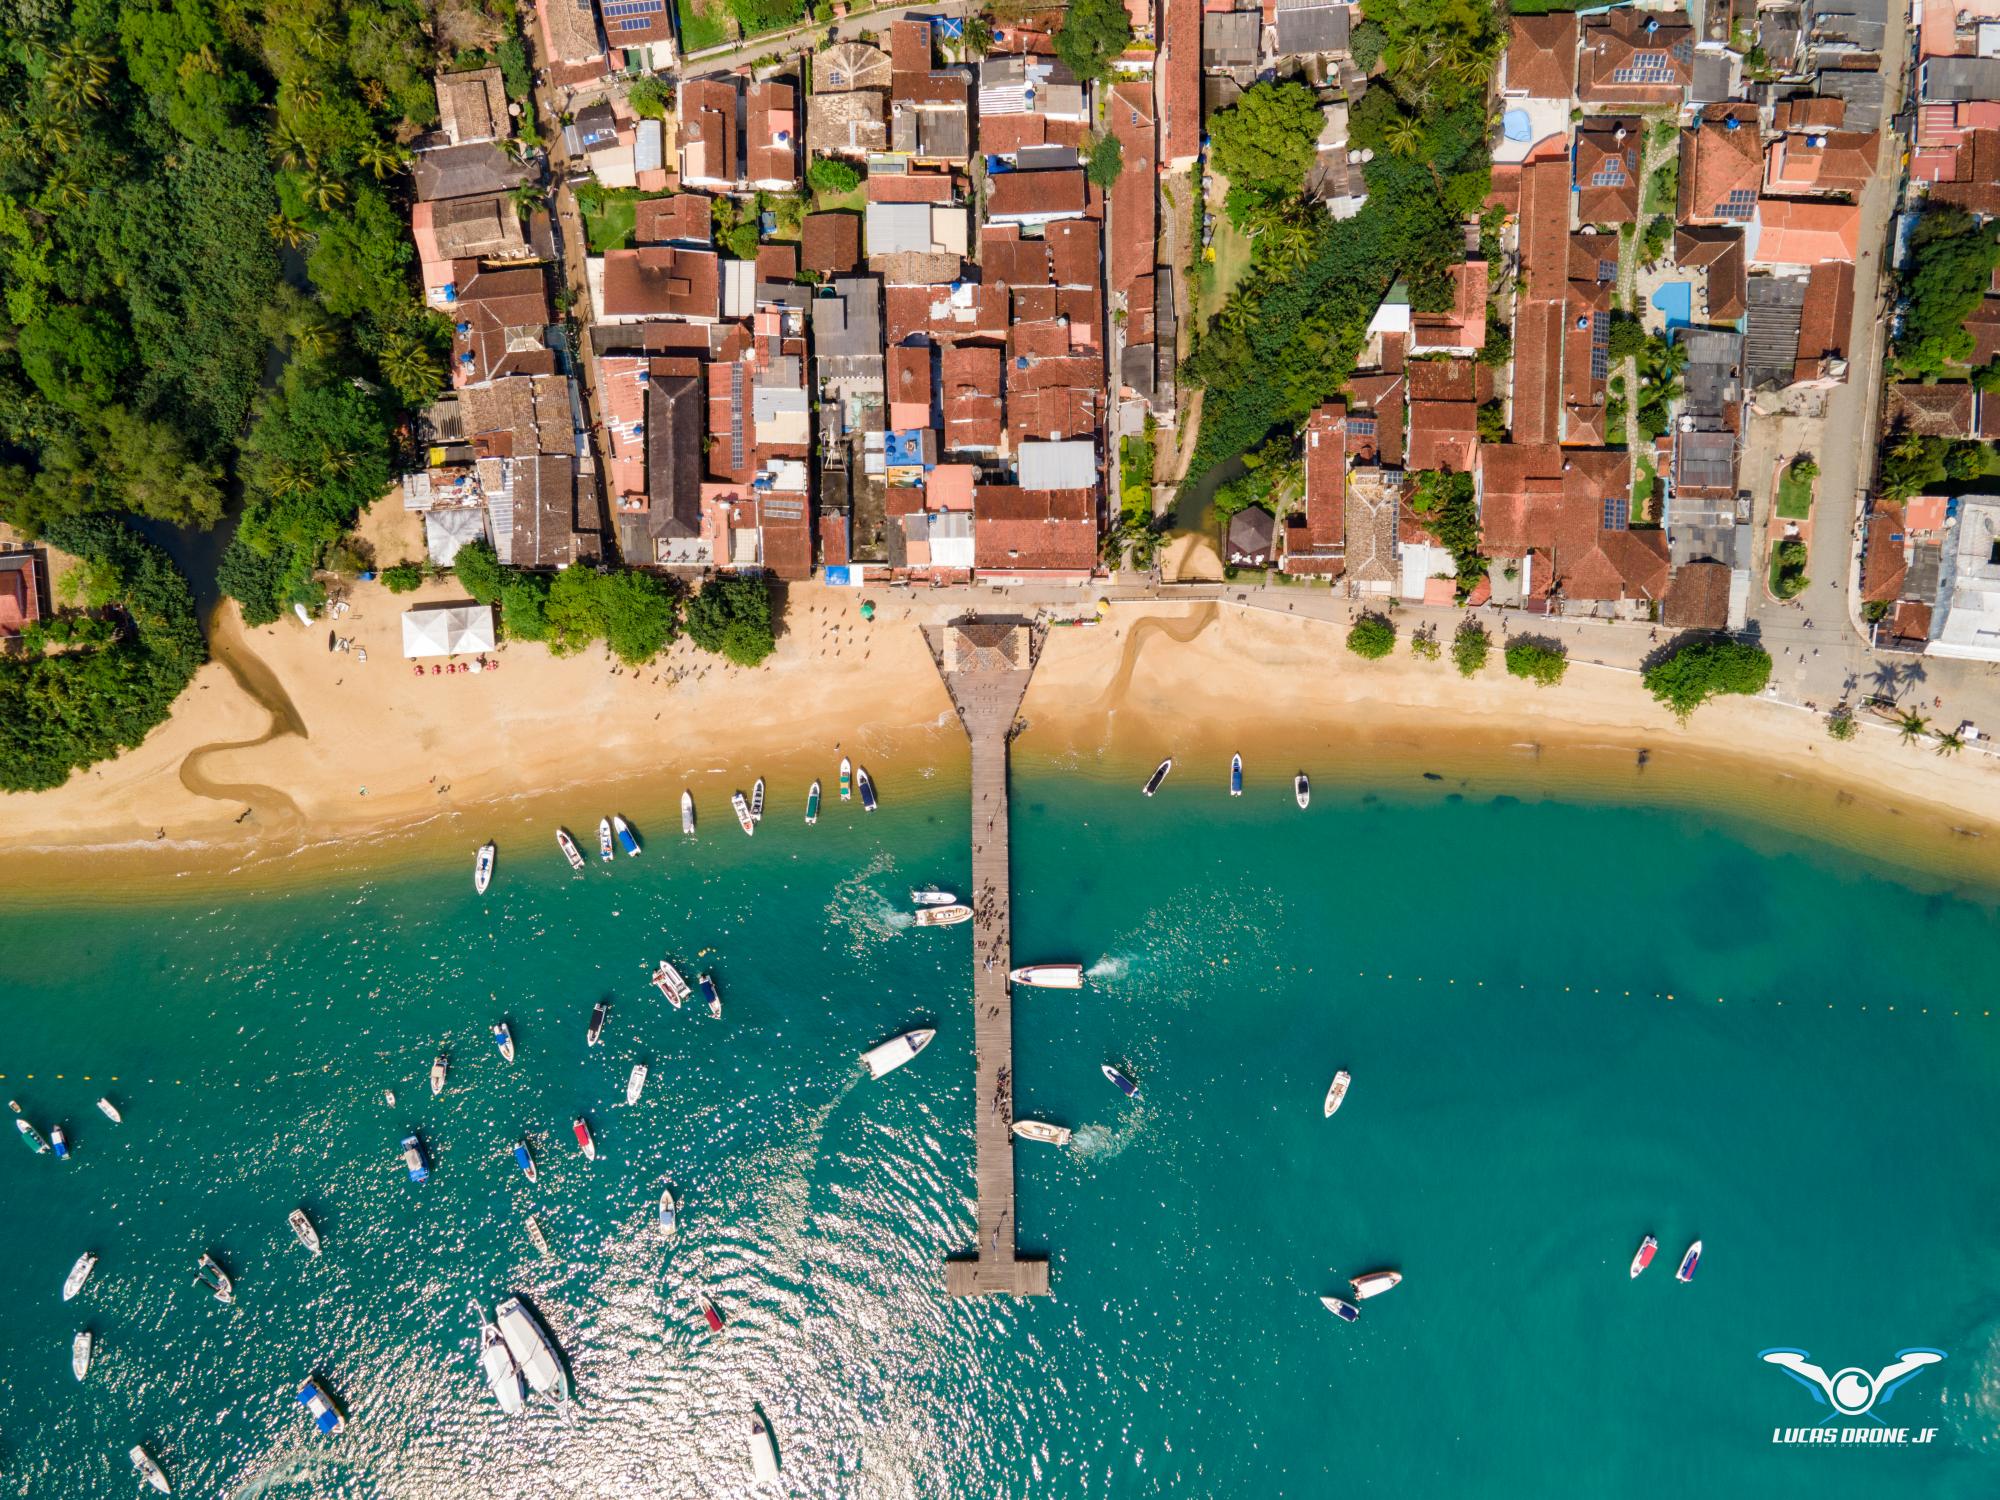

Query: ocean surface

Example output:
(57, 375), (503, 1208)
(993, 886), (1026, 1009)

(3, 763), (2000, 1498)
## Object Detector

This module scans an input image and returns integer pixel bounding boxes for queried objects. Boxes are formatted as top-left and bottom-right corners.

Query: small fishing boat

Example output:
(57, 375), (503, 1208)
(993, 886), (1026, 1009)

(130, 1444), (171, 1494)
(626, 1065), (648, 1105)
(732, 791), (755, 836)
(401, 1134), (429, 1182)
(1675, 1239), (1702, 1283)
(1319, 1295), (1360, 1323)
(1011, 1119), (1072, 1147)
(696, 1291), (725, 1332)
(1101, 1064), (1139, 1099)
(1009, 963), (1084, 989)
(63, 1252), (96, 1301)
(1349, 1269), (1401, 1300)
(297, 1376), (346, 1435)
(597, 818), (614, 862)
(16, 1116), (48, 1154)
(383, 1090), (396, 1107)
(659, 1186), (678, 1238)
(572, 1116), (597, 1160)
(429, 1049), (449, 1096)
(910, 888), (958, 906)
(288, 1209), (322, 1257)
(681, 789), (696, 835)
(195, 1253), (234, 1305)
(857, 765), (877, 811)
(474, 1301), (527, 1416)
(72, 1330), (92, 1381)
(750, 777), (765, 823)
(50, 1124), (70, 1160)
(493, 1021), (516, 1062)
(512, 1140), (537, 1183)
(912, 904), (972, 927)
(839, 756), (852, 800)
(861, 1028), (936, 1079)
(749, 1411), (780, 1482)
(1323, 1071), (1351, 1118)
(524, 1215), (551, 1258)
(586, 999), (609, 1047)
(1230, 753), (1243, 796)
(1142, 758), (1172, 796)
(96, 1097), (122, 1124)
(612, 814), (640, 857)
(805, 779), (821, 824)
(474, 842), (496, 894)
(496, 1296), (570, 1402)
(698, 972), (722, 1020)
(1295, 772), (1311, 809)
(556, 827), (585, 871)
(652, 960), (691, 1007)
(1629, 1234), (1658, 1279)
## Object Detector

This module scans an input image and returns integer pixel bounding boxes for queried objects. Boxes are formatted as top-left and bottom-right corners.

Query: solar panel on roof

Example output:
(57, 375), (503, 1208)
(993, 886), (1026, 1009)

(601, 0), (663, 13)
(1601, 496), (1629, 530)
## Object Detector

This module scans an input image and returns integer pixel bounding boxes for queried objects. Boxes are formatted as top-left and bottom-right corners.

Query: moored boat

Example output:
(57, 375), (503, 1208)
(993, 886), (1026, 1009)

(681, 789), (696, 835)
(861, 1028), (935, 1079)
(748, 1412), (780, 1482)
(556, 828), (585, 871)
(652, 961), (690, 1006)
(524, 1215), (551, 1259)
(626, 1065), (648, 1105)
(586, 999), (609, 1047)
(750, 777), (764, 823)
(1230, 753), (1243, 796)
(1319, 1295), (1360, 1323)
(16, 1116), (49, 1154)
(1629, 1234), (1658, 1279)
(96, 1097), (122, 1124)
(72, 1329), (92, 1381)
(63, 1252), (96, 1301)
(856, 765), (877, 811)
(1349, 1269), (1401, 1300)
(50, 1124), (70, 1160)
(195, 1252), (234, 1305)
(495, 1296), (569, 1401)
(805, 780), (821, 824)
(732, 791), (755, 836)
(1142, 758), (1172, 796)
(838, 756), (852, 800)
(910, 888), (958, 906)
(1675, 1239), (1702, 1283)
(1101, 1064), (1139, 1099)
(401, 1134), (429, 1182)
(296, 1376), (346, 1435)
(493, 1021), (516, 1062)
(474, 842), (496, 894)
(1011, 1119), (1072, 1147)
(659, 1186), (678, 1238)
(130, 1444), (171, 1494)
(429, 1049), (448, 1096)
(474, 1301), (527, 1415)
(572, 1116), (597, 1160)
(612, 814), (639, 857)
(1008, 963), (1084, 989)
(512, 1140), (537, 1183)
(288, 1208), (322, 1257)
(1295, 772), (1311, 809)
(698, 972), (722, 1020)
(912, 904), (972, 927)
(696, 1290), (725, 1332)
(1323, 1071), (1351, 1118)
(597, 819), (614, 862)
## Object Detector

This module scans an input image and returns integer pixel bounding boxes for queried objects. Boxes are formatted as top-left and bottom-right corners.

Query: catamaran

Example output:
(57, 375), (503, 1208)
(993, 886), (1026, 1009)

(401, 1134), (430, 1182)
(1323, 1071), (1351, 1118)
(1675, 1240), (1703, 1283)
(626, 1065), (648, 1105)
(1142, 758), (1172, 796)
(805, 779), (821, 824)
(512, 1139), (537, 1183)
(50, 1124), (70, 1160)
(659, 1186), (679, 1238)
(838, 756), (852, 800)
(587, 1000), (609, 1047)
(1101, 1064), (1139, 1099)
(429, 1049), (449, 1096)
(496, 1296), (570, 1402)
(297, 1376), (346, 1435)
(653, 960), (691, 1007)
(1011, 1119), (1072, 1146)
(474, 1301), (527, 1415)
(699, 972), (722, 1019)
(556, 827), (585, 871)
(493, 1021), (516, 1062)
(597, 818), (615, 862)
(474, 842), (496, 894)
(748, 1412), (781, 1482)
(750, 777), (765, 823)
(1009, 963), (1084, 989)
(129, 1445), (171, 1494)
(72, 1330), (92, 1381)
(15, 1116), (48, 1154)
(857, 765), (877, 811)
(1349, 1270), (1402, 1300)
(1230, 753), (1243, 796)
(912, 904), (972, 927)
(681, 789), (696, 835)
(1319, 1295), (1360, 1323)
(1629, 1234), (1658, 1279)
(63, 1252), (96, 1301)
(1295, 772), (1311, 809)
(732, 791), (755, 836)
(696, 1291), (726, 1332)
(195, 1252), (234, 1305)
(910, 888), (958, 906)
(96, 1097), (122, 1124)
(861, 1028), (935, 1079)
(288, 1208), (322, 1257)
(612, 814), (639, 856)
(572, 1116), (597, 1160)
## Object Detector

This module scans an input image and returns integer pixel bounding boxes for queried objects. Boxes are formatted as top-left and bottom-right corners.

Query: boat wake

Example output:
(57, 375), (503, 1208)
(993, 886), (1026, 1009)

(1070, 1108), (1148, 1161)
(1085, 955), (1128, 982)
(824, 851), (909, 956)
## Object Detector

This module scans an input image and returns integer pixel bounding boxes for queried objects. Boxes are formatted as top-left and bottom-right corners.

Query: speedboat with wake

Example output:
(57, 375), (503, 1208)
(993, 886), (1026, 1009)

(1011, 1119), (1072, 1146)
(612, 814), (640, 856)
(512, 1139), (537, 1183)
(805, 780), (820, 824)
(750, 777), (764, 823)
(1323, 1071), (1351, 1117)
(556, 828), (585, 870)
(429, 1048), (448, 1096)
(129, 1445), (171, 1494)
(1230, 753), (1243, 796)
(749, 1412), (780, 1482)
(493, 1020), (516, 1062)
(732, 791), (755, 836)
(1319, 1295), (1360, 1323)
(912, 904), (972, 927)
(63, 1252), (96, 1301)
(1142, 758), (1172, 796)
(838, 756), (852, 800)
(652, 961), (691, 1006)
(474, 1301), (526, 1415)
(659, 1186), (679, 1238)
(857, 765), (877, 811)
(288, 1208), (322, 1257)
(474, 842), (495, 894)
(699, 972), (722, 1019)
(1675, 1240), (1702, 1283)
(1629, 1234), (1658, 1279)
(296, 1376), (346, 1434)
(586, 1000), (609, 1047)
(681, 789), (696, 835)
(1295, 772), (1311, 809)
(72, 1330), (92, 1381)
(1009, 963), (1083, 989)
(496, 1296), (570, 1402)
(910, 887), (958, 906)
(1101, 1064), (1139, 1099)
(862, 1028), (935, 1079)
(597, 818), (615, 862)
(1349, 1269), (1401, 1300)
(195, 1252), (234, 1305)
(572, 1116), (597, 1160)
(626, 1065), (648, 1105)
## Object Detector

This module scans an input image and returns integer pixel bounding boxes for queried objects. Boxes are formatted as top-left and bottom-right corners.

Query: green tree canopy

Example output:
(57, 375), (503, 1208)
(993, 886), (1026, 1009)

(1642, 639), (1773, 722)
(1895, 209), (2000, 377)
(1504, 640), (1568, 686)
(1208, 82), (1323, 200)
(1347, 614), (1395, 659)
(684, 575), (776, 666)
(1052, 0), (1134, 83)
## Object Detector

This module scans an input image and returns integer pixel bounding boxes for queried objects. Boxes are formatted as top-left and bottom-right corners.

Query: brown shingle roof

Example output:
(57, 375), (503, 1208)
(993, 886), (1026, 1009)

(802, 212), (863, 274)
(1507, 14), (1580, 99)
(634, 194), (712, 246)
(973, 486), (1097, 573)
(1579, 10), (1693, 105)
(1479, 444), (1663, 602)
(1574, 117), (1642, 225)
(986, 169), (1086, 220)
(600, 246), (721, 322)
(1861, 501), (1908, 603)
(1678, 107), (1763, 224)
(1886, 382), (1976, 438)
(941, 343), (1003, 451)
(1795, 261), (1854, 382)
(1674, 225), (1747, 321)
(1662, 559), (1732, 630)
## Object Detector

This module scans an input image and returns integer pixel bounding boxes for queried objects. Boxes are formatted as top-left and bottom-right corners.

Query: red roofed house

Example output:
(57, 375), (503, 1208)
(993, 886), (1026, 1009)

(1410, 261), (1489, 357)
(941, 343), (1004, 454)
(1107, 81), (1157, 308)
(538, 0), (607, 82)
(1679, 106), (1763, 224)
(1765, 129), (1879, 198)
(1561, 281), (1613, 446)
(1794, 261), (1855, 385)
(1479, 444), (1664, 608)
(1579, 10), (1693, 106)
(986, 169), (1088, 227)
(450, 263), (552, 387)
(1512, 156), (1570, 446)
(1503, 14), (1579, 99)
(0, 550), (41, 640)
(972, 487), (1098, 581)
(596, 245), (722, 324)
(678, 78), (740, 191)
(1751, 199), (1861, 268)
(1159, 0), (1202, 169)
(1283, 402), (1346, 575)
(1404, 358), (1480, 473)
(634, 195), (713, 246)
(1574, 117), (1642, 225)
(888, 343), (933, 431)
(745, 82), (800, 190)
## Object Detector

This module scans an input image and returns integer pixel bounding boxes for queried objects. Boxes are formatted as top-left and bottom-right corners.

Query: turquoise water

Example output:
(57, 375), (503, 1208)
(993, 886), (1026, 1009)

(4, 768), (2000, 1497)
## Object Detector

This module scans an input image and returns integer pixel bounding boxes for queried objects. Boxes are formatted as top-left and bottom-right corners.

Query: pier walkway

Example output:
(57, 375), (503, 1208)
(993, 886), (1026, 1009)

(928, 618), (1051, 1299)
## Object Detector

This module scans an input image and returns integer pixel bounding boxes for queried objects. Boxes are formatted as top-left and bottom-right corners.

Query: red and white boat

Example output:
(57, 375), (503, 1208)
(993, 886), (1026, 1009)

(1629, 1234), (1658, 1279)
(572, 1116), (597, 1161)
(697, 1291), (725, 1332)
(1349, 1269), (1402, 1300)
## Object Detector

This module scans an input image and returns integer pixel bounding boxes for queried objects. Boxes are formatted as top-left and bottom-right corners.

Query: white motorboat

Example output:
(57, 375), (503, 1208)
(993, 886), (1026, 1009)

(474, 842), (496, 894)
(1349, 1269), (1402, 1300)
(1101, 1064), (1139, 1099)
(288, 1208), (322, 1257)
(96, 1097), (122, 1124)
(1319, 1295), (1360, 1323)
(612, 814), (640, 856)
(496, 1296), (569, 1401)
(1230, 753), (1243, 796)
(912, 904), (972, 927)
(659, 1186), (678, 1238)
(681, 789), (696, 835)
(493, 1021), (516, 1062)
(1011, 1119), (1073, 1146)
(429, 1049), (448, 1096)
(474, 1301), (527, 1415)
(751, 777), (765, 823)
(63, 1252), (96, 1302)
(587, 999), (609, 1047)
(1295, 772), (1311, 809)
(652, 960), (691, 1007)
(1009, 963), (1084, 989)
(699, 972), (722, 1020)
(838, 756), (852, 800)
(626, 1065), (648, 1105)
(1142, 758), (1172, 796)
(1675, 1239), (1703, 1283)
(910, 888), (958, 906)
(72, 1330), (92, 1381)
(556, 828), (585, 871)
(861, 1028), (936, 1079)
(195, 1252), (234, 1305)
(1323, 1071), (1351, 1118)
(732, 791), (755, 836)
(856, 765), (877, 811)
(572, 1116), (598, 1160)
(1629, 1234), (1658, 1279)
(805, 780), (821, 824)
(129, 1444), (171, 1494)
(597, 818), (614, 862)
(749, 1412), (780, 1481)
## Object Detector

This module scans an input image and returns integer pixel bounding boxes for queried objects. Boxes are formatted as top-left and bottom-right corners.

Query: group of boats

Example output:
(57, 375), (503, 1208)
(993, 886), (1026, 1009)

(649, 959), (722, 1019)
(1629, 1233), (1703, 1283)
(1155, 754), (1311, 808)
(11, 1095), (120, 1163)
(551, 813), (641, 875)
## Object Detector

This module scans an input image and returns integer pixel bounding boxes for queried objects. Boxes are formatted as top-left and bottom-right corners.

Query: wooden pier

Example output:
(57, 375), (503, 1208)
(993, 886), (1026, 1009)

(930, 618), (1051, 1299)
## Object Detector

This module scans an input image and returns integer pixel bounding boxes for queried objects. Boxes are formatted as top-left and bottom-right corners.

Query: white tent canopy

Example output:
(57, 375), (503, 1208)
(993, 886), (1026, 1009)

(402, 602), (497, 659)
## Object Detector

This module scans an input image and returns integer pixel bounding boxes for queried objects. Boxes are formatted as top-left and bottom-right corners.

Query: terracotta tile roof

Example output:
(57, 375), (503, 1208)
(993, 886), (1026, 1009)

(1574, 117), (1643, 225)
(1775, 96), (1846, 132)
(1506, 13), (1579, 99)
(1969, 296), (2000, 365)
(1765, 130), (1879, 197)
(972, 486), (1098, 574)
(983, 225), (1050, 287)
(1411, 261), (1489, 352)
(883, 281), (1006, 343)
(1519, 156), (1571, 302)
(1513, 157), (1571, 446)
(1108, 82), (1157, 300)
(1662, 559), (1732, 630)
(1570, 232), (1622, 286)
(1345, 371), (1405, 465)
(987, 169), (1086, 221)
(678, 79), (738, 186)
(1926, 128), (2000, 215)
(1580, 10), (1693, 105)
(1861, 501), (1908, 604)
(1479, 444), (1663, 602)
(451, 264), (550, 387)
(1161, 0), (1203, 165)
(540, 0), (604, 65)
(436, 68), (508, 145)
(1751, 198), (1861, 266)
(1674, 225), (1748, 321)
(1284, 400), (1346, 574)
(634, 194), (712, 246)
(1678, 107), (1763, 224)
(745, 82), (799, 187)
(891, 18), (932, 73)
(808, 89), (888, 156)
(1562, 281), (1612, 445)
(1407, 357), (1477, 403)
(801, 212), (862, 274)
(941, 343), (1003, 451)
(1794, 260), (1854, 382)
(600, 245), (721, 321)
(981, 113), (1047, 156)
(1406, 397), (1477, 473)
(1887, 381), (1977, 437)
(888, 343), (932, 428)
(867, 172), (958, 203)
(1047, 218), (1102, 290)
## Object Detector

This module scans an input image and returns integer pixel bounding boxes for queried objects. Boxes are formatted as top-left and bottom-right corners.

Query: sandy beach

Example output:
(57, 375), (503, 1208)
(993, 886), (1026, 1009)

(7, 587), (2000, 893)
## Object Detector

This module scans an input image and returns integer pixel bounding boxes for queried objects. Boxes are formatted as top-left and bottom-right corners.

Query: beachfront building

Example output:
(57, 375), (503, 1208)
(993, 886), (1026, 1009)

(1928, 495), (2000, 661)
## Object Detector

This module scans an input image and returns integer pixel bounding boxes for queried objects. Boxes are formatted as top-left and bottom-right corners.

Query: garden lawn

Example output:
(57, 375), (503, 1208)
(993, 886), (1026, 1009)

(675, 0), (731, 51)
(1775, 465), (1814, 520)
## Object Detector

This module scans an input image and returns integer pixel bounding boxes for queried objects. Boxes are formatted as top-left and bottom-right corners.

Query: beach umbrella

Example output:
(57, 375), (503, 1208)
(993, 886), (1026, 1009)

(859, 599), (876, 622)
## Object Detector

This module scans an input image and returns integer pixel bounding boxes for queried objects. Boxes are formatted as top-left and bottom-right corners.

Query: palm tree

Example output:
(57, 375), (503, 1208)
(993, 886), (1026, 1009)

(270, 121), (315, 171)
(34, 114), (79, 157)
(508, 180), (544, 217)
(303, 171), (347, 213)
(358, 138), (407, 180)
(1934, 729), (1965, 757)
(1384, 117), (1425, 159)
(378, 331), (444, 407)
(1896, 709), (1931, 745)
(291, 317), (338, 358)
(266, 212), (309, 249)
(45, 42), (112, 112)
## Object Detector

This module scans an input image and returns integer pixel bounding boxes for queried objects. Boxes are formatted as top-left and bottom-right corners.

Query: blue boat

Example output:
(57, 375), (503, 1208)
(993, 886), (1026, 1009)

(1101, 1064), (1139, 1099)
(612, 814), (640, 857)
(512, 1139), (537, 1183)
(401, 1134), (429, 1182)
(698, 972), (722, 1020)
(857, 765), (878, 812)
(297, 1376), (346, 1434)
(493, 1021), (515, 1062)
(1229, 753), (1243, 797)
(50, 1125), (70, 1160)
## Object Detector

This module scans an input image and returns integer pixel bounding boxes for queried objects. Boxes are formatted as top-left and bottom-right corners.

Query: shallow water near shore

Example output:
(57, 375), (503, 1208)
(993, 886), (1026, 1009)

(3, 767), (1999, 1497)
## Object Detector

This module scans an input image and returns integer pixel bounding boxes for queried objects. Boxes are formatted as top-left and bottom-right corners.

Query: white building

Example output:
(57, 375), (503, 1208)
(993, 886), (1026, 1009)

(1929, 494), (2000, 661)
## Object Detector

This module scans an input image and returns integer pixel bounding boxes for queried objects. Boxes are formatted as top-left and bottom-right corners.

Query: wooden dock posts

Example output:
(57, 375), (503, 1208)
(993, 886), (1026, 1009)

(929, 618), (1052, 1299)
